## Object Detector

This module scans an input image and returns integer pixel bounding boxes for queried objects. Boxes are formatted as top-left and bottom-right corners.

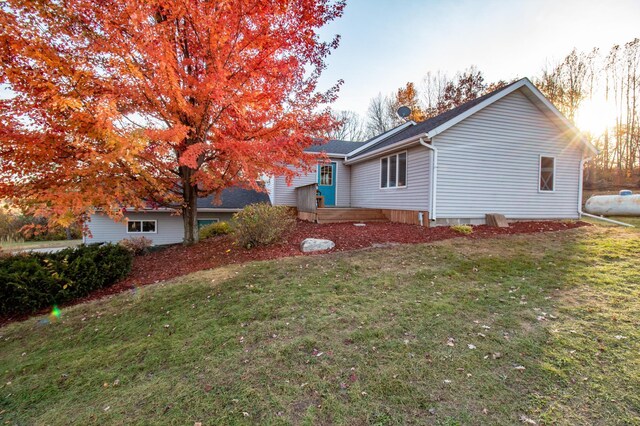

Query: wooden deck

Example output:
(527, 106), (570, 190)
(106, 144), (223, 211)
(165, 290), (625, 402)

(315, 208), (388, 224)
(294, 186), (429, 225)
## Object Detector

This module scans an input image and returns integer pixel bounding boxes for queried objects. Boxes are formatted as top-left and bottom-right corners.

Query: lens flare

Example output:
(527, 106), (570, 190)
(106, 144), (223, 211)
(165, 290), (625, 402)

(50, 305), (61, 319)
(574, 97), (618, 135)
(37, 318), (50, 326)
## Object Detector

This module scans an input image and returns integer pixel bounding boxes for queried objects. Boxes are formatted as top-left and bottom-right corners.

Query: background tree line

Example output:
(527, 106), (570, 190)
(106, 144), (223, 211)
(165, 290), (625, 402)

(328, 67), (510, 141)
(329, 38), (640, 188)
(537, 39), (640, 187)
(0, 206), (81, 243)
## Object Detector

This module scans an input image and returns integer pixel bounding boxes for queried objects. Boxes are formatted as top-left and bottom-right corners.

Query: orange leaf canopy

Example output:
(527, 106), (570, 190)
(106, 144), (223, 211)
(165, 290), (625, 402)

(0, 0), (343, 224)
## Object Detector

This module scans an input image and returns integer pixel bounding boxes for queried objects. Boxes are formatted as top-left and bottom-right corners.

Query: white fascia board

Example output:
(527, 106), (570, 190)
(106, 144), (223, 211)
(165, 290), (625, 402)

(345, 121), (416, 157)
(425, 79), (528, 139)
(344, 134), (425, 165)
(122, 207), (176, 213)
(520, 80), (599, 155)
(196, 208), (242, 212)
(306, 152), (347, 160)
(122, 207), (242, 213)
(424, 78), (598, 155)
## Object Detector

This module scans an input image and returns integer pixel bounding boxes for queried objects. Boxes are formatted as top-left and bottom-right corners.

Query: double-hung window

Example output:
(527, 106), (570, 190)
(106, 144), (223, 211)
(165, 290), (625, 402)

(539, 156), (555, 192)
(127, 220), (157, 233)
(380, 152), (407, 188)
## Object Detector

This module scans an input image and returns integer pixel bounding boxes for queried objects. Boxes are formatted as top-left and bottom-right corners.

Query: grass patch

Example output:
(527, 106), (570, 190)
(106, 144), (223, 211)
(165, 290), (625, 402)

(583, 216), (640, 228)
(450, 224), (473, 235)
(1, 225), (639, 424)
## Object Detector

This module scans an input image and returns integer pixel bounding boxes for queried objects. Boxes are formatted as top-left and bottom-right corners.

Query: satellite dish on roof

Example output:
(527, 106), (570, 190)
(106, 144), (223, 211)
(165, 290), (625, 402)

(396, 106), (411, 120)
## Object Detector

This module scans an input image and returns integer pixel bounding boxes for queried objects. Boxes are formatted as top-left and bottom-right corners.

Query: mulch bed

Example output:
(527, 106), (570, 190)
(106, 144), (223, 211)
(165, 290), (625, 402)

(91, 219), (589, 295)
(1, 220), (589, 326)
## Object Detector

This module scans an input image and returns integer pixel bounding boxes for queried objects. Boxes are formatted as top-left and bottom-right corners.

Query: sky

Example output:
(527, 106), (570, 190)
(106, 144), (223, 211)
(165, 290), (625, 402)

(316, 0), (640, 116)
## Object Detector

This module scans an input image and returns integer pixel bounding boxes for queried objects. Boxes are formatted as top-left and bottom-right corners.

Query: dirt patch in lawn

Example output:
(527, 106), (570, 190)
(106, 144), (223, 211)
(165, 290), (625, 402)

(1, 220), (588, 326)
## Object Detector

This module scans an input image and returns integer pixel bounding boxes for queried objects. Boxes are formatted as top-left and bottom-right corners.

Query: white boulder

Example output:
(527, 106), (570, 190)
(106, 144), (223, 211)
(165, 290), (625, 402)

(300, 238), (335, 252)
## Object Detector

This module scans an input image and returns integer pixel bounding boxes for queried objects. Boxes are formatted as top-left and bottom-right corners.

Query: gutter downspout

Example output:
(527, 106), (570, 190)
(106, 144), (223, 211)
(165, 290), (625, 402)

(578, 157), (635, 227)
(419, 137), (437, 222)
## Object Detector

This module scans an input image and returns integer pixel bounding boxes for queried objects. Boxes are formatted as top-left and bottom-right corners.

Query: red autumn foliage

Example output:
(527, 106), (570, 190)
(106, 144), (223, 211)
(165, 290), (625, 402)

(0, 0), (345, 243)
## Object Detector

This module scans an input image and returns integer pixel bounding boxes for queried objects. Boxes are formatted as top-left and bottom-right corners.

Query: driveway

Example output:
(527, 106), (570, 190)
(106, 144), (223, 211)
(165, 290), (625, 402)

(20, 247), (69, 254)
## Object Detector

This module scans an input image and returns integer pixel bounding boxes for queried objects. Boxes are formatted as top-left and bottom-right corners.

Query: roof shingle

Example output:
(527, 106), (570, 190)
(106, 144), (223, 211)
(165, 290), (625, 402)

(304, 139), (367, 155)
(196, 187), (270, 210)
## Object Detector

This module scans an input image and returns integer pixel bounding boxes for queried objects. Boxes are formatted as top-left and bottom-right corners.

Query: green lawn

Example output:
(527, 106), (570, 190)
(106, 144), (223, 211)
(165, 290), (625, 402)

(1, 224), (639, 425)
(0, 239), (82, 252)
(583, 216), (640, 228)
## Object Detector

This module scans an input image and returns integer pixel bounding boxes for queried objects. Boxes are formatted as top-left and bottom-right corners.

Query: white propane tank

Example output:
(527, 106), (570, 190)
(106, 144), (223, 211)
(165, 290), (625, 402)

(585, 190), (640, 216)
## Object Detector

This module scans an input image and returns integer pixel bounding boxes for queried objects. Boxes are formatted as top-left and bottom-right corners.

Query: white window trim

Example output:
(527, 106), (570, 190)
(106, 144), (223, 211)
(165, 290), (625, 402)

(126, 219), (158, 234)
(197, 218), (220, 225)
(379, 151), (408, 190)
(538, 155), (556, 193)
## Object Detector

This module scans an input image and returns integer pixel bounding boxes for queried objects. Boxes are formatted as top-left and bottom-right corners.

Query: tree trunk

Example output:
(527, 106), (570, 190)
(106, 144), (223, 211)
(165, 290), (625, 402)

(182, 177), (199, 246)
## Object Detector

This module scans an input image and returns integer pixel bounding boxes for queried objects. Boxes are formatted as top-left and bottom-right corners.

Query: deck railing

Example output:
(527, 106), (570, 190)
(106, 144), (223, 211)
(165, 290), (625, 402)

(295, 183), (318, 213)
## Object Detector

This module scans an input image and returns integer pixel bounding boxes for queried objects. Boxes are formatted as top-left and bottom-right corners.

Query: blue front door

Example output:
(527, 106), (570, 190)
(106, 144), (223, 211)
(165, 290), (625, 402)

(318, 162), (336, 206)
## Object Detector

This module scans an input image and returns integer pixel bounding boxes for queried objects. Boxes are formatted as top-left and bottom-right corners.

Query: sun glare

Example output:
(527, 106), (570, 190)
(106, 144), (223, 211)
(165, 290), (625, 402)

(574, 98), (618, 135)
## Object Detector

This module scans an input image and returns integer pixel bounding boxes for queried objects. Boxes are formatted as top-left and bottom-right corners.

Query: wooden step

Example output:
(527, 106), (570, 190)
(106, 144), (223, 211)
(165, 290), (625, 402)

(316, 208), (388, 223)
(317, 219), (389, 224)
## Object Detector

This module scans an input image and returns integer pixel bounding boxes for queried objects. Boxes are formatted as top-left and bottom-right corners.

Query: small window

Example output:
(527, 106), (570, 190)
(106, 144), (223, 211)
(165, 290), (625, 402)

(380, 152), (407, 189)
(539, 156), (555, 192)
(197, 218), (219, 229)
(319, 165), (333, 186)
(127, 220), (156, 233)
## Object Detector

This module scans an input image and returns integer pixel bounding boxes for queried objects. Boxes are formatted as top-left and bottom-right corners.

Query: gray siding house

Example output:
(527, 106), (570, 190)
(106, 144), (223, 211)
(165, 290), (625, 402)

(86, 187), (270, 245)
(270, 78), (597, 225)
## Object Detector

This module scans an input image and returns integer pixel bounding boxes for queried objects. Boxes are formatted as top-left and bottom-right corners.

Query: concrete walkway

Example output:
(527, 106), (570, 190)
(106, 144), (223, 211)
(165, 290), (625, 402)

(6, 240), (82, 255)
(21, 247), (69, 254)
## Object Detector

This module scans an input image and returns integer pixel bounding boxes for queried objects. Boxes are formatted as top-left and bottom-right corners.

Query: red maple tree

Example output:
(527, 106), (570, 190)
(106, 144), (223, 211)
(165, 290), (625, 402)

(0, 0), (344, 244)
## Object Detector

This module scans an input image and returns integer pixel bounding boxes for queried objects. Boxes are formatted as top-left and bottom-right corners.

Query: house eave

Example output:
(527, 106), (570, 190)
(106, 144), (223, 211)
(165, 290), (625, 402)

(345, 135), (425, 165)
(109, 207), (243, 214)
(345, 78), (598, 159)
(345, 120), (417, 157)
(196, 208), (242, 213)
(422, 78), (598, 155)
(318, 153), (348, 159)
